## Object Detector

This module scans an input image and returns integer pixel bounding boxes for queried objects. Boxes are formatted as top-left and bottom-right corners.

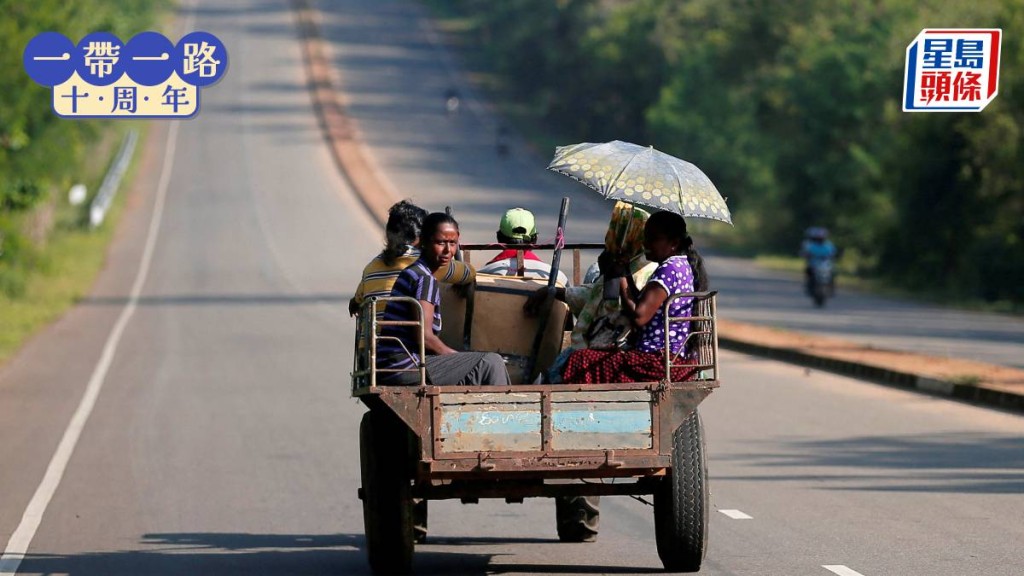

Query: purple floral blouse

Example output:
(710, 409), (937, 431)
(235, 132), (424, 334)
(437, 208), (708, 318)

(635, 255), (694, 355)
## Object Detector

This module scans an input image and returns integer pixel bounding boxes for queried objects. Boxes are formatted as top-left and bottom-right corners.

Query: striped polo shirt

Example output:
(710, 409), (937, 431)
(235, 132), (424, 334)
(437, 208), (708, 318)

(353, 246), (474, 321)
(376, 259), (443, 381)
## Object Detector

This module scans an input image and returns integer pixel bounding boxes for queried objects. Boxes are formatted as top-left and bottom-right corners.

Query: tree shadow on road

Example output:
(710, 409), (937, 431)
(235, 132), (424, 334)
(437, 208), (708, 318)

(15, 531), (663, 575)
(79, 292), (352, 307)
(15, 532), (492, 576)
(714, 432), (1024, 494)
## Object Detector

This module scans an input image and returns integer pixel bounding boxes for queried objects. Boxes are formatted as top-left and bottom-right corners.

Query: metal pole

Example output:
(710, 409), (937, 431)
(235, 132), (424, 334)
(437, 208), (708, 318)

(525, 197), (570, 382)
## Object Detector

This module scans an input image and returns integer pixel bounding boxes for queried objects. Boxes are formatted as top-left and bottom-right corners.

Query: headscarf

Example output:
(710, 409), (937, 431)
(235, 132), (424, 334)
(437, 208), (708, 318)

(560, 200), (657, 350)
(604, 201), (650, 259)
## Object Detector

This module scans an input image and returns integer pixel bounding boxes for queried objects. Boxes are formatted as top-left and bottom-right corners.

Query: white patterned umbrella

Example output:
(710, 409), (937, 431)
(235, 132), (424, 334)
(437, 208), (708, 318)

(547, 140), (732, 225)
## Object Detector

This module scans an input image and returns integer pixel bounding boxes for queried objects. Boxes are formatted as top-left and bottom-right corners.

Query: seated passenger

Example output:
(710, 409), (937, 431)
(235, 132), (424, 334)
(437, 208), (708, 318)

(477, 207), (569, 286)
(562, 211), (709, 384)
(524, 201), (657, 383)
(376, 212), (511, 386)
(349, 200), (474, 319)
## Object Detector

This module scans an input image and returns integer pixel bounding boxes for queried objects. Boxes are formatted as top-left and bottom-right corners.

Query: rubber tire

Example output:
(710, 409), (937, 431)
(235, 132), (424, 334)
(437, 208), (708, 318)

(555, 495), (600, 542)
(360, 411), (415, 575)
(654, 410), (708, 572)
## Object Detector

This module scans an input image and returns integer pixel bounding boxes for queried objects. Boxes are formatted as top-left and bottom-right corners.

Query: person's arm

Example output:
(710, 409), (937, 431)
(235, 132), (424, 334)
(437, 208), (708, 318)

(437, 260), (476, 285)
(627, 282), (670, 328)
(623, 260), (678, 328)
(418, 299), (457, 355)
(523, 286), (566, 316)
(563, 284), (592, 316)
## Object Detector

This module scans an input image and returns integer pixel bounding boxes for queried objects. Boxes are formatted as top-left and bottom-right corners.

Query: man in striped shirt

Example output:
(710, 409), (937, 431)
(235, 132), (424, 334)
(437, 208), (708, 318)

(349, 200), (474, 322)
(376, 213), (508, 386)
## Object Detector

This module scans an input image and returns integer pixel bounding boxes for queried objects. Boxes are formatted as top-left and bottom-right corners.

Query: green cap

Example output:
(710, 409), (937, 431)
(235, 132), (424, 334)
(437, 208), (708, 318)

(499, 207), (537, 242)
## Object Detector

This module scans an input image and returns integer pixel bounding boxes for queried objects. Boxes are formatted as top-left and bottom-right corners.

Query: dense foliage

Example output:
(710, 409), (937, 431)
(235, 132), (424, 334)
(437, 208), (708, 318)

(451, 0), (1023, 305)
(0, 0), (156, 294)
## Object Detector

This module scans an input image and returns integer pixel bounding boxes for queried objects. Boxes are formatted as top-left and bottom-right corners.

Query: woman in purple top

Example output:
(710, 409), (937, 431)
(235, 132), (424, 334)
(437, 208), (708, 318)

(563, 211), (709, 384)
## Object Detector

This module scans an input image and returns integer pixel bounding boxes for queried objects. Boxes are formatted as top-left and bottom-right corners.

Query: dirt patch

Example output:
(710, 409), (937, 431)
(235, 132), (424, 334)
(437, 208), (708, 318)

(719, 319), (1024, 395)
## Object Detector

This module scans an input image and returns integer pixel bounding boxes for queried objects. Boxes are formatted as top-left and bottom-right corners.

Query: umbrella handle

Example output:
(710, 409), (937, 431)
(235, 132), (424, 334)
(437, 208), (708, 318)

(525, 197), (570, 382)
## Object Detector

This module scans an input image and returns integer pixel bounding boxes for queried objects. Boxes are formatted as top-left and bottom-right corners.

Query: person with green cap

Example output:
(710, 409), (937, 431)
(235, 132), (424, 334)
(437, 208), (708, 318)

(478, 207), (569, 285)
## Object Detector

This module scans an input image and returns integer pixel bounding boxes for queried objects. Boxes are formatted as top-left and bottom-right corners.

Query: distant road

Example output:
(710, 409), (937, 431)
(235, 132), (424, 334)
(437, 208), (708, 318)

(0, 3), (1020, 576)
(710, 256), (1024, 368)
(313, 0), (1024, 369)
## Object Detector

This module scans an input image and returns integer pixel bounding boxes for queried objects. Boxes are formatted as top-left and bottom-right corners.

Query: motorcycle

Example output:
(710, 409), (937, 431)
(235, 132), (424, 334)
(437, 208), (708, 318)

(444, 89), (461, 115)
(807, 259), (834, 307)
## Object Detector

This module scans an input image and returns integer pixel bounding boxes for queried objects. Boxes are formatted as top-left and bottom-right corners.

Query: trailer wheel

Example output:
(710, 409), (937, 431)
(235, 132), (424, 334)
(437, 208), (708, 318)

(360, 411), (414, 575)
(555, 496), (600, 542)
(653, 409), (708, 572)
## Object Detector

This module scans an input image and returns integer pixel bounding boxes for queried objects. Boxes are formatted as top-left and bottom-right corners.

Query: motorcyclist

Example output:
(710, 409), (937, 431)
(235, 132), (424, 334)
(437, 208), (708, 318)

(800, 226), (837, 296)
(444, 88), (460, 115)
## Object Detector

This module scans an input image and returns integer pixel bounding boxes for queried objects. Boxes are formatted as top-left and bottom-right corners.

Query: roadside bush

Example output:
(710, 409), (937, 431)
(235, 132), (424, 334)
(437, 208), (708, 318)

(0, 0), (157, 300)
(441, 0), (1024, 306)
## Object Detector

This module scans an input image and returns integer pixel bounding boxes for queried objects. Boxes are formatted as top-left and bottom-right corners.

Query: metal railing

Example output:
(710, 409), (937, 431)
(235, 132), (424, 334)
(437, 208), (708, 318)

(350, 252), (720, 389)
(458, 242), (604, 286)
(663, 291), (719, 383)
(90, 129), (138, 228)
(352, 296), (427, 391)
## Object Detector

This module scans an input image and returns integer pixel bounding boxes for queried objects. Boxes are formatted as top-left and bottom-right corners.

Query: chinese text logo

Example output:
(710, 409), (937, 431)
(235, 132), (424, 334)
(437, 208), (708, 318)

(24, 31), (228, 119)
(903, 29), (1001, 112)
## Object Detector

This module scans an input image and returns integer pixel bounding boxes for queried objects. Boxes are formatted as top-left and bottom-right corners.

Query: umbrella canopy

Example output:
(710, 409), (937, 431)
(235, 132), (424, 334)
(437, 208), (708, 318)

(547, 140), (732, 225)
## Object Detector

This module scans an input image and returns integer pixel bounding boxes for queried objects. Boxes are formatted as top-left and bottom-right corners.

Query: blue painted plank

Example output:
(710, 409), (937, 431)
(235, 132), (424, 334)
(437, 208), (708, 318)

(551, 410), (651, 434)
(441, 411), (541, 435)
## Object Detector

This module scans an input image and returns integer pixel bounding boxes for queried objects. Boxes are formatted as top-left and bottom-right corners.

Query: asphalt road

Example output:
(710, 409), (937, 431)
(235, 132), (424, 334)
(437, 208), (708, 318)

(312, 0), (1024, 370)
(0, 1), (1022, 576)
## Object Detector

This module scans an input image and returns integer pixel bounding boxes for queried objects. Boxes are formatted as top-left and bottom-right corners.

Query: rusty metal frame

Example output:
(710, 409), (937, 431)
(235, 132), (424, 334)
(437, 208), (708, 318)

(459, 242), (605, 252)
(415, 478), (662, 500)
(351, 242), (721, 497)
(352, 295), (427, 392)
(422, 382), (662, 462)
(360, 379), (717, 483)
(663, 291), (719, 381)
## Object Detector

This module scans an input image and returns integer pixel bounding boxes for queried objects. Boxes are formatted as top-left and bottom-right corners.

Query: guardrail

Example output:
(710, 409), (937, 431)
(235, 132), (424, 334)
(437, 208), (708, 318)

(89, 129), (138, 228)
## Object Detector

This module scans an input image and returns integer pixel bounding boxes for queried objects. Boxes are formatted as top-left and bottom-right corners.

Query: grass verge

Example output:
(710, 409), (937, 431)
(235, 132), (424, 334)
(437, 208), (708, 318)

(0, 2), (173, 367)
(0, 122), (148, 365)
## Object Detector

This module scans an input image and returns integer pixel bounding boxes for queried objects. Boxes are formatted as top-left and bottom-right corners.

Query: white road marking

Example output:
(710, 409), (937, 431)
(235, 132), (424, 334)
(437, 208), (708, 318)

(0, 120), (180, 576)
(823, 565), (867, 576)
(719, 509), (753, 519)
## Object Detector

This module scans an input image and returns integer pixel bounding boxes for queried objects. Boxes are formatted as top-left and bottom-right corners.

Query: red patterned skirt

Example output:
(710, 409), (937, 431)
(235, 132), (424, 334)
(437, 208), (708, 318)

(562, 349), (698, 384)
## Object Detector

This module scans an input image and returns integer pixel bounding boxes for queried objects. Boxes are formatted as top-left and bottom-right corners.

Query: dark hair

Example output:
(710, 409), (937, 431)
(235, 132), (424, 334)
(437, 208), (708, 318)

(497, 230), (538, 246)
(382, 200), (428, 265)
(648, 211), (709, 291)
(420, 212), (459, 244)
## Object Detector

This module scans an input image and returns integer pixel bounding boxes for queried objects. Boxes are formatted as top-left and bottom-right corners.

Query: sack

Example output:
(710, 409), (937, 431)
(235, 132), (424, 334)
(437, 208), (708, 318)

(585, 312), (632, 351)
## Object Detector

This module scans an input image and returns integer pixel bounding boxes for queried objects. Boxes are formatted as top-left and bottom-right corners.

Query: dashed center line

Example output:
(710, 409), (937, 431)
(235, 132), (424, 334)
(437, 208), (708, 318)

(823, 565), (867, 576)
(719, 509), (753, 519)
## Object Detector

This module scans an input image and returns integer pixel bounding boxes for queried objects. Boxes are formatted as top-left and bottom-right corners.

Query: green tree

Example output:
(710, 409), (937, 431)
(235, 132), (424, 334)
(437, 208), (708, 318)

(443, 0), (1024, 304)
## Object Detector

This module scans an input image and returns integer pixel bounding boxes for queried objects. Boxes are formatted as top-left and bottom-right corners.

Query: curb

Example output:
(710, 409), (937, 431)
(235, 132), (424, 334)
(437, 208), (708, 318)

(718, 329), (1024, 413)
(292, 0), (400, 228)
(292, 1), (1024, 415)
